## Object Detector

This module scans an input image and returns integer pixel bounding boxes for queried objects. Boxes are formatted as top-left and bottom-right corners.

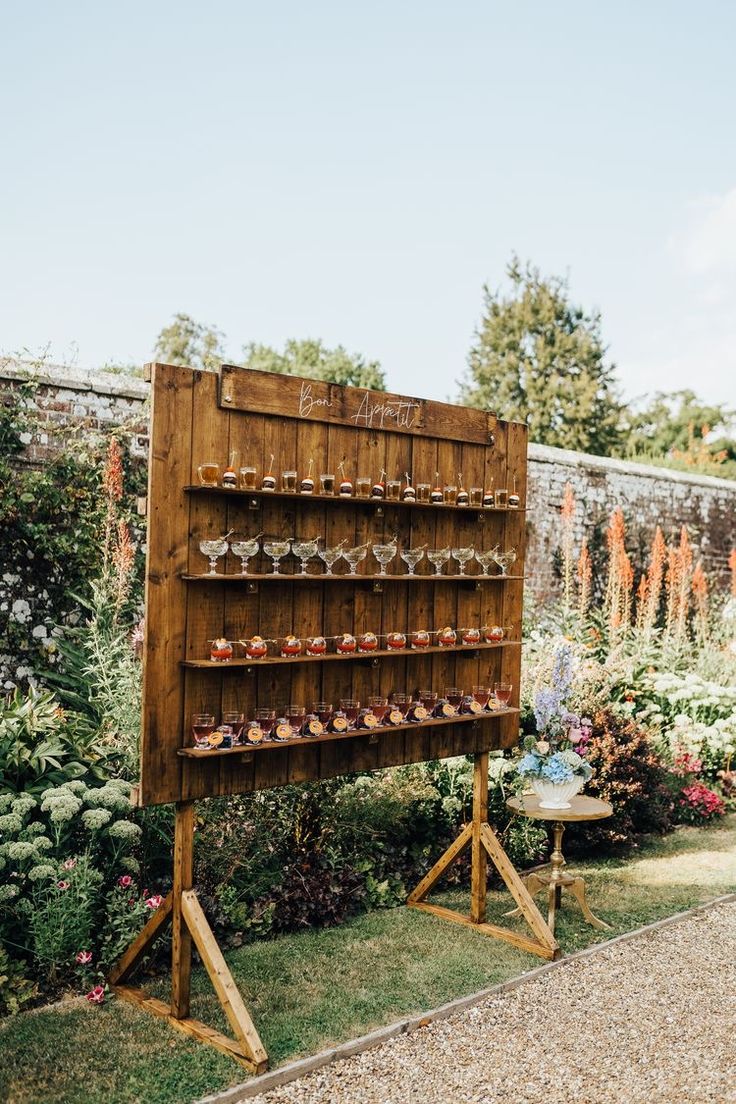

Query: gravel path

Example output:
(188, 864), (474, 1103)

(249, 902), (736, 1104)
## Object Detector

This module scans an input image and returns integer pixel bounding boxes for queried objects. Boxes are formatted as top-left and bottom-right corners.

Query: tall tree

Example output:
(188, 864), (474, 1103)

(625, 390), (735, 460)
(461, 257), (623, 455)
(242, 338), (385, 390)
(153, 313), (226, 372)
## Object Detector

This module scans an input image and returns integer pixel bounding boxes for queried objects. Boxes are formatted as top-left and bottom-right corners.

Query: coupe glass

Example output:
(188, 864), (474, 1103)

(372, 538), (398, 576)
(493, 548), (517, 577)
(199, 539), (228, 575)
(494, 681), (513, 706)
(263, 539), (291, 574)
(319, 544), (345, 575)
(451, 545), (475, 576)
(427, 547), (451, 576)
(292, 538), (320, 575)
(343, 543), (369, 576)
(400, 546), (426, 575)
(474, 546), (499, 576)
(230, 537), (260, 575)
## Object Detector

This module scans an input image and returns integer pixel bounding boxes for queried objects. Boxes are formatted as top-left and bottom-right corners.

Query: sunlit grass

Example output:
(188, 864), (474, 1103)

(1, 817), (734, 1104)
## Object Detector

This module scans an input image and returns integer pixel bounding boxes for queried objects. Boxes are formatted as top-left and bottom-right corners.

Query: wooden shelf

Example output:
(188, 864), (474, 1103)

(177, 707), (519, 758)
(181, 572), (524, 585)
(182, 640), (521, 669)
(185, 484), (525, 515)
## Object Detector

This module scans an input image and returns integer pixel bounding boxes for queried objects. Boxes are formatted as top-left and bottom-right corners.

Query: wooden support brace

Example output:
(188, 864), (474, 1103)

(181, 889), (269, 1070)
(108, 891), (173, 985)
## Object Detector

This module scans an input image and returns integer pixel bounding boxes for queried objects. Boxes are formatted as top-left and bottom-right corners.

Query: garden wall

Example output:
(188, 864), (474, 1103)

(3, 359), (735, 607)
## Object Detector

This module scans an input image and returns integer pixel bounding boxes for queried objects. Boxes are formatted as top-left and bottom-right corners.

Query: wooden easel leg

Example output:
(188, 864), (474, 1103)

(171, 800), (194, 1019)
(470, 752), (488, 924)
(407, 753), (559, 960)
(110, 799), (269, 1073)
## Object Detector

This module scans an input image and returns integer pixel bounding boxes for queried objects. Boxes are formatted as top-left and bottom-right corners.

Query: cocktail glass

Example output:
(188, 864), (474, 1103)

(313, 702), (333, 727)
(391, 693), (410, 718)
(427, 547), (451, 576)
(230, 537), (260, 574)
(472, 685), (490, 709)
(319, 543), (345, 575)
(263, 539), (291, 574)
(493, 548), (517, 577)
(222, 711), (245, 744)
(494, 681), (513, 707)
(372, 538), (398, 576)
(343, 543), (369, 576)
(445, 687), (463, 709)
(451, 545), (475, 576)
(369, 696), (388, 724)
(340, 699), (360, 729)
(287, 704), (305, 736)
(400, 545), (426, 575)
(199, 539), (229, 575)
(292, 538), (320, 575)
(192, 713), (215, 748)
(419, 689), (437, 712)
(474, 547), (499, 576)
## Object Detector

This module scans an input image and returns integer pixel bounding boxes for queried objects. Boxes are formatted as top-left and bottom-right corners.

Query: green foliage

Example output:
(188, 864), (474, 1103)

(24, 854), (102, 979)
(565, 708), (674, 855)
(0, 687), (106, 794)
(0, 945), (37, 1015)
(461, 256), (623, 455)
(153, 312), (226, 372)
(242, 337), (386, 390)
(0, 371), (145, 687)
(624, 389), (736, 465)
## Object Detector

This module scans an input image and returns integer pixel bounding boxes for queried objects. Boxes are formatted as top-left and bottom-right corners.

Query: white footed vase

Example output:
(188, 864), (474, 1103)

(530, 775), (585, 810)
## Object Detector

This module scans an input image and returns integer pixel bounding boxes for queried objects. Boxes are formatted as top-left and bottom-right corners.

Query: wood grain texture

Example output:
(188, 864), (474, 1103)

(138, 364), (527, 805)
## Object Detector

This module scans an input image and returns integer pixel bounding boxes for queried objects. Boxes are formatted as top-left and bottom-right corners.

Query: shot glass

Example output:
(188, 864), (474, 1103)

(320, 473), (336, 496)
(356, 476), (372, 498)
(416, 482), (431, 503)
(281, 470), (297, 493)
(469, 486), (483, 507)
(443, 485), (457, 505)
(197, 463), (220, 487)
(238, 466), (257, 490)
(385, 480), (401, 501)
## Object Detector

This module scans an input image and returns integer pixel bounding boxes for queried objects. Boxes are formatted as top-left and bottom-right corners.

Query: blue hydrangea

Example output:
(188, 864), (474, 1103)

(516, 753), (543, 778)
(540, 753), (575, 784)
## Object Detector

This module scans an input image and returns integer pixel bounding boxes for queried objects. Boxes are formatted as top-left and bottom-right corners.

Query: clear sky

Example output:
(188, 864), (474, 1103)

(2, 1), (735, 407)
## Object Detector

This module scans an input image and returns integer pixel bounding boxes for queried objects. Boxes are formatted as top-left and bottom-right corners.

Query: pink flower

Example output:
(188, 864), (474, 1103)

(56, 880), (70, 891)
(75, 950), (93, 966)
(117, 875), (133, 888)
(144, 894), (163, 910)
(85, 985), (105, 1005)
(142, 888), (149, 898)
(568, 728), (582, 744)
(63, 858), (77, 870)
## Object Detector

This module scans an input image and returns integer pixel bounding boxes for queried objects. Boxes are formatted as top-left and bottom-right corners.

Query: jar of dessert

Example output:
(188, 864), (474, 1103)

(335, 633), (357, 654)
(437, 626), (456, 648)
(358, 631), (378, 653)
(210, 638), (233, 662)
(280, 634), (302, 658)
(306, 636), (327, 656)
(386, 631), (407, 650)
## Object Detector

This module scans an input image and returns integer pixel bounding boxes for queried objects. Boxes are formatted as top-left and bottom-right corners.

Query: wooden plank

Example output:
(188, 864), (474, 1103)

(108, 892), (173, 985)
(181, 889), (268, 1067)
(408, 902), (556, 960)
(182, 640), (518, 669)
(470, 752), (488, 924)
(406, 822), (473, 905)
(139, 363), (194, 806)
(112, 985), (265, 1072)
(219, 364), (493, 444)
(480, 823), (558, 954)
(171, 801), (194, 1019)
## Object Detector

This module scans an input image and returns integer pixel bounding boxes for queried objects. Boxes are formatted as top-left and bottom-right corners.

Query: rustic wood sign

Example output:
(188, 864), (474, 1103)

(112, 362), (556, 1074)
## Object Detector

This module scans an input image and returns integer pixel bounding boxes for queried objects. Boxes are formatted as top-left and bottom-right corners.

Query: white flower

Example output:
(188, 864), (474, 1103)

(82, 808), (112, 830)
(107, 820), (142, 842)
(27, 864), (56, 882)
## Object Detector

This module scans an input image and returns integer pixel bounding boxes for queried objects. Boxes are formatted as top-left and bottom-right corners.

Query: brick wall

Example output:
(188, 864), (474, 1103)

(3, 360), (735, 604)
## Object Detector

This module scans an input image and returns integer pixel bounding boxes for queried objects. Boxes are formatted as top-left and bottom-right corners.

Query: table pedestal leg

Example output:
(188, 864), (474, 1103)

(504, 820), (610, 933)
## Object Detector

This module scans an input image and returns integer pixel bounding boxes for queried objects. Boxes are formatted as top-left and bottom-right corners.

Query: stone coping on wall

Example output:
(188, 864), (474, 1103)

(0, 357), (149, 402)
(528, 441), (736, 493)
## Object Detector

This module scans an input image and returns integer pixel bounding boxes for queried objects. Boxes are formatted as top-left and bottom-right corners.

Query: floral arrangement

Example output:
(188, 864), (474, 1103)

(515, 644), (594, 786)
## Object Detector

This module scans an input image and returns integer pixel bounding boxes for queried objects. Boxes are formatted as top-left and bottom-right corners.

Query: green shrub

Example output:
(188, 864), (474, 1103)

(0, 945), (37, 1015)
(564, 708), (674, 855)
(0, 686), (106, 794)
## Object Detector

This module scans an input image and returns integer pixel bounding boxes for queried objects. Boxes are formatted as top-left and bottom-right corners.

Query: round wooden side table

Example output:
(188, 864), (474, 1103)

(505, 794), (613, 935)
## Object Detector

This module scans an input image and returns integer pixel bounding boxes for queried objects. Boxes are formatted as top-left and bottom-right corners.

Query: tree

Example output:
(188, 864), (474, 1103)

(242, 338), (385, 390)
(460, 257), (623, 455)
(153, 313), (225, 372)
(625, 390), (736, 461)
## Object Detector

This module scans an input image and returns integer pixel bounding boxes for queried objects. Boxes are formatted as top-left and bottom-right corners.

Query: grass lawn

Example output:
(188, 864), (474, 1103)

(1, 816), (734, 1104)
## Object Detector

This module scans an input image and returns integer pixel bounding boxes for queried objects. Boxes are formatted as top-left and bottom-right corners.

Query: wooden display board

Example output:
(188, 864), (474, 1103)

(113, 363), (557, 1072)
